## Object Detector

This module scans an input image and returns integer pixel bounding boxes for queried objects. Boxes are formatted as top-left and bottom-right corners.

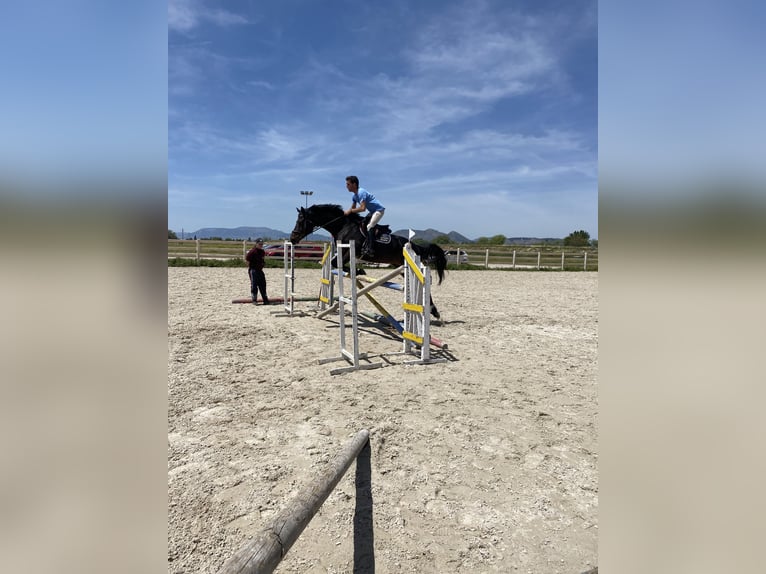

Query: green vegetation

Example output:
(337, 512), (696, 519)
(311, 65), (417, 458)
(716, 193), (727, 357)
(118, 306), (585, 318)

(168, 257), (245, 267)
(564, 229), (592, 247)
(168, 229), (178, 239)
(475, 234), (507, 245)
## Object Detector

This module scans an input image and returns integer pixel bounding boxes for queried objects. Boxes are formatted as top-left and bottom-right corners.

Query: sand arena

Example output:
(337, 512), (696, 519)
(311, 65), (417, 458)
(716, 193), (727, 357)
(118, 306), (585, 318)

(168, 266), (598, 573)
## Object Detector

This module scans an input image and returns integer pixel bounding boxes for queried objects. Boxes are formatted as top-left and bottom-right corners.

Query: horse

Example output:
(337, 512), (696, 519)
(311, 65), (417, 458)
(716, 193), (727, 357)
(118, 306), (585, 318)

(289, 204), (447, 319)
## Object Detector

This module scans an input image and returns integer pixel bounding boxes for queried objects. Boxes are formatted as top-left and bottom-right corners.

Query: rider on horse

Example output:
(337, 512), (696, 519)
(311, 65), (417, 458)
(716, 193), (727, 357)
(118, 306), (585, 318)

(289, 203), (447, 319)
(343, 175), (385, 260)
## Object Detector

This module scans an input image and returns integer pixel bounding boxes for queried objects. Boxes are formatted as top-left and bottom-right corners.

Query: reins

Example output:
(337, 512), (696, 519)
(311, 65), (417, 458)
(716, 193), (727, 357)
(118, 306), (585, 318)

(302, 209), (347, 237)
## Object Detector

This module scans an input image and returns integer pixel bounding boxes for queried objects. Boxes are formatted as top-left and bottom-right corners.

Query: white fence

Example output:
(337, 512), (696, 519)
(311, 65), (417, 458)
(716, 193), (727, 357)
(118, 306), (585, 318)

(167, 240), (598, 270)
(167, 239), (327, 262)
(449, 247), (598, 270)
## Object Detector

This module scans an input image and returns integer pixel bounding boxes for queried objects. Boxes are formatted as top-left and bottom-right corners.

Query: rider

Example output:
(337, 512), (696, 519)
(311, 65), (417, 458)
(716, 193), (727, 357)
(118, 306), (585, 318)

(343, 175), (385, 259)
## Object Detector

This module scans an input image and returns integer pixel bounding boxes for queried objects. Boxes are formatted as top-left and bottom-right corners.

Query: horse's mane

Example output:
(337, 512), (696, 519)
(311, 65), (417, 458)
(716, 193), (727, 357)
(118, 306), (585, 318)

(311, 203), (363, 221)
(312, 203), (344, 212)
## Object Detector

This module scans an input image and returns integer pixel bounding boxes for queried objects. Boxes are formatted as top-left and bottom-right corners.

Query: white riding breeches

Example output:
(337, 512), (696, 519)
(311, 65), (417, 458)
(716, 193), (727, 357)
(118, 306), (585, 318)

(367, 209), (384, 230)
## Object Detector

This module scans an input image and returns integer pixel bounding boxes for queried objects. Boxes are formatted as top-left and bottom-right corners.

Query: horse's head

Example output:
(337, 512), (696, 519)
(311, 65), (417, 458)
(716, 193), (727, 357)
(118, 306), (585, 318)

(290, 204), (347, 243)
(289, 207), (312, 244)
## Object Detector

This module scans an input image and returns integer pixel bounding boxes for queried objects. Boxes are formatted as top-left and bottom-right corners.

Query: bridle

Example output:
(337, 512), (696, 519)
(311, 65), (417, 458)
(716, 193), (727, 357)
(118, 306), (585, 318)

(299, 207), (346, 238)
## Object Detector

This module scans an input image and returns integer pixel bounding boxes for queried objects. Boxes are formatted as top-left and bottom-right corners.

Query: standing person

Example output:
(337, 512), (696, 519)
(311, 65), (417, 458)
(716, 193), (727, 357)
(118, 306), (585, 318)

(343, 175), (385, 259)
(245, 238), (269, 304)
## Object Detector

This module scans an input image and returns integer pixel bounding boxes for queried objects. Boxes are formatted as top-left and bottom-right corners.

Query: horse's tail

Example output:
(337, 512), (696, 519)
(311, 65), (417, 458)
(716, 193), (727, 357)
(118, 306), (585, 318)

(412, 242), (447, 285)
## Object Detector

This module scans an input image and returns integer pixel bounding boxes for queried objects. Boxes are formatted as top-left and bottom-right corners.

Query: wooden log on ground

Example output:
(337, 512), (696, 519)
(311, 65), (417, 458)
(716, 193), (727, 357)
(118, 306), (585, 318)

(232, 297), (282, 304)
(217, 429), (371, 574)
(232, 296), (317, 304)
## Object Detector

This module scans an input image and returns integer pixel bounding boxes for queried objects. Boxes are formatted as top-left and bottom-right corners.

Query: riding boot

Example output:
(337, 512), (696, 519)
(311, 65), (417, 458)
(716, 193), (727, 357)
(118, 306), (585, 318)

(362, 228), (376, 258)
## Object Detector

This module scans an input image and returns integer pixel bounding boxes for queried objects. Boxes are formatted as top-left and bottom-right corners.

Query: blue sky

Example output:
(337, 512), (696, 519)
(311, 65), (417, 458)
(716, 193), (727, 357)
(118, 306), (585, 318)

(600, 0), (766, 199)
(169, 0), (597, 240)
(0, 2), (166, 187)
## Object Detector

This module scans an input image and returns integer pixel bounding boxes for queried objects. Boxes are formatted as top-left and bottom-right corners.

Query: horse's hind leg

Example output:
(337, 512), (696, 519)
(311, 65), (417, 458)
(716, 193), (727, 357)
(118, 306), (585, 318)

(429, 295), (441, 320)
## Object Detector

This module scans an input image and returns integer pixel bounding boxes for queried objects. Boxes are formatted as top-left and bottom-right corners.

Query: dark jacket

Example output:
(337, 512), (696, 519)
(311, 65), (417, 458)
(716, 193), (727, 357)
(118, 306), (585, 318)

(246, 246), (266, 270)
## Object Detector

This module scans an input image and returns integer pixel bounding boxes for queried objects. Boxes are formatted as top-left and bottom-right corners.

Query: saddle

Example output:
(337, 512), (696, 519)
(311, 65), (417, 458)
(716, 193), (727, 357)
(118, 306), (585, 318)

(360, 215), (392, 242)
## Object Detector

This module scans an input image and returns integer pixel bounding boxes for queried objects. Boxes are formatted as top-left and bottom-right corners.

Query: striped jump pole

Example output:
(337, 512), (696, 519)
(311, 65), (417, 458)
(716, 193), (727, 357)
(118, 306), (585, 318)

(355, 277), (447, 350)
(401, 242), (447, 364)
(315, 238), (447, 372)
(318, 240), (383, 375)
(317, 239), (336, 311)
(327, 253), (447, 350)
(269, 240), (317, 316)
(270, 240), (297, 316)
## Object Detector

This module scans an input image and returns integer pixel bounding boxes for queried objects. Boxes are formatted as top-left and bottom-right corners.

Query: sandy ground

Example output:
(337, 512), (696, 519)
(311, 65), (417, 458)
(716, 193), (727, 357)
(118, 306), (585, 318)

(168, 266), (598, 573)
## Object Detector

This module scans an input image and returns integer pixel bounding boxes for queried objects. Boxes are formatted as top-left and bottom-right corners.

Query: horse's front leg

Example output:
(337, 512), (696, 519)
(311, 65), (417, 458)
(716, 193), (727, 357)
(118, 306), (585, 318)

(335, 250), (367, 276)
(334, 251), (353, 276)
(346, 265), (367, 276)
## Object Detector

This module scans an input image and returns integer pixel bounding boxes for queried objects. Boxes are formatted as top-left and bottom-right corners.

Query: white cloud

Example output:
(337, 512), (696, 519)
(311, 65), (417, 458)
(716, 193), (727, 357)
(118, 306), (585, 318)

(168, 0), (199, 32)
(169, 0), (248, 32)
(206, 9), (248, 27)
(248, 80), (275, 90)
(324, 14), (558, 142)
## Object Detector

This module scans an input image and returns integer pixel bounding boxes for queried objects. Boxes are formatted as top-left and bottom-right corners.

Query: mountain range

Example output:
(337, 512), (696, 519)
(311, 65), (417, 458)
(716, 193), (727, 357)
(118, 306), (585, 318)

(172, 226), (560, 245)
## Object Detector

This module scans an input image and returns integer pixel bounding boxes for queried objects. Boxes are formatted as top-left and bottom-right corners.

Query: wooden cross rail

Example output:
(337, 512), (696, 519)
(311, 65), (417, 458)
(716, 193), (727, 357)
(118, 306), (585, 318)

(316, 266), (404, 320)
(351, 266), (404, 298)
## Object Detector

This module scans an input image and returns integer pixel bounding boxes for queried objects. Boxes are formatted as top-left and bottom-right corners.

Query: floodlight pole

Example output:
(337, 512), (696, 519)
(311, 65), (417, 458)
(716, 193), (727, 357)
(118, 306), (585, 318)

(300, 190), (314, 208)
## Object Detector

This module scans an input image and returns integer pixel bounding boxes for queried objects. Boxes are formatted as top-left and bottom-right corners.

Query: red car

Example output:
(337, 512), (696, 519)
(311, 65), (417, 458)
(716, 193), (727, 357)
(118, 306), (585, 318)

(264, 243), (326, 259)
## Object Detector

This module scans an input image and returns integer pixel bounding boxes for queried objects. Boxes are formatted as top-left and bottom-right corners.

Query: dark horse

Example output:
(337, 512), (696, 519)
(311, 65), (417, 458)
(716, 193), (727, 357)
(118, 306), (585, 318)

(289, 204), (447, 319)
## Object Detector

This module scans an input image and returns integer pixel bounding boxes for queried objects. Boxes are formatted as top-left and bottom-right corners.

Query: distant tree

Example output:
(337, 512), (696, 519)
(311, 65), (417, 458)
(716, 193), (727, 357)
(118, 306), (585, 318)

(434, 235), (451, 244)
(564, 230), (591, 247)
(475, 235), (506, 245)
(168, 229), (178, 239)
(591, 239), (598, 248)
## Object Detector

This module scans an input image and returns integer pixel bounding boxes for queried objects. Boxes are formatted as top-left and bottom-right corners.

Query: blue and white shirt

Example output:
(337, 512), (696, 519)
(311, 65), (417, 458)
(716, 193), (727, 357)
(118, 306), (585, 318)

(352, 188), (385, 213)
